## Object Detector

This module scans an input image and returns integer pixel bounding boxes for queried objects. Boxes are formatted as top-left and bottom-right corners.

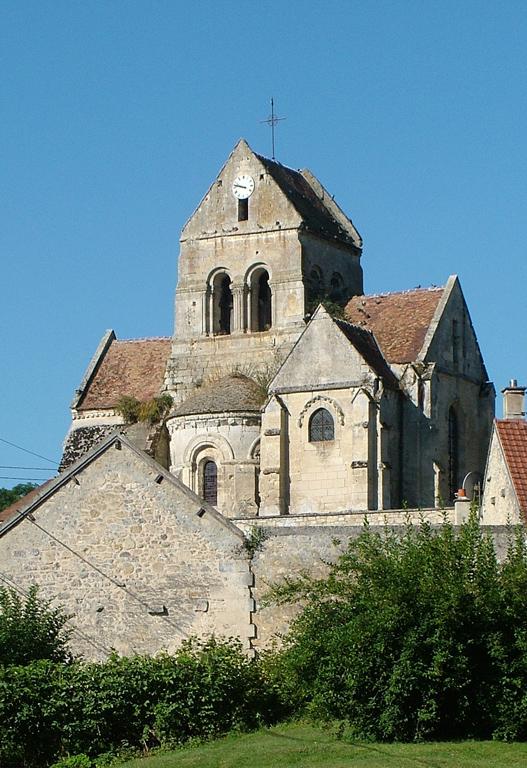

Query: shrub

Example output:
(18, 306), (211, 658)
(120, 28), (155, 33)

(0, 637), (283, 767)
(267, 514), (527, 741)
(0, 585), (72, 666)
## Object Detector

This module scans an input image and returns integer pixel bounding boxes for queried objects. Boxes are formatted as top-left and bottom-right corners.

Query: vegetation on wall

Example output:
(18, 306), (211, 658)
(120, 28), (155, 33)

(116, 394), (173, 425)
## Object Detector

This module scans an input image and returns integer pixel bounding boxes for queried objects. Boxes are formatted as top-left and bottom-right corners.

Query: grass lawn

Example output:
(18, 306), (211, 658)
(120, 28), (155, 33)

(118, 722), (527, 767)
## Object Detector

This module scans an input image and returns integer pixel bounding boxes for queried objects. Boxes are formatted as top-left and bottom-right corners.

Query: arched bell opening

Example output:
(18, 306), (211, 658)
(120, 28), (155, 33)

(212, 272), (233, 335)
(249, 267), (272, 332)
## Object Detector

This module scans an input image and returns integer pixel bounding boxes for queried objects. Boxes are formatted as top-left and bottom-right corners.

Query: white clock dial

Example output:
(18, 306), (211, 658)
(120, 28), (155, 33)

(232, 174), (255, 200)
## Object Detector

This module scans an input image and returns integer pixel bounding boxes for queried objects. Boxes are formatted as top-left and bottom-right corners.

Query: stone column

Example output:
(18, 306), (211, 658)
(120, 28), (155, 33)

(231, 283), (245, 334)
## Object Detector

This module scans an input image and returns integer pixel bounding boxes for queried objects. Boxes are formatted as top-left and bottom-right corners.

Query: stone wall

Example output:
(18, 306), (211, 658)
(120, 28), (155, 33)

(237, 518), (518, 650)
(0, 440), (254, 660)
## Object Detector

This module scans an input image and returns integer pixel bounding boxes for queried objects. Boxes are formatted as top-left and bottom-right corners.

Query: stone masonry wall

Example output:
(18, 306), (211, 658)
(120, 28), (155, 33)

(0, 444), (254, 660)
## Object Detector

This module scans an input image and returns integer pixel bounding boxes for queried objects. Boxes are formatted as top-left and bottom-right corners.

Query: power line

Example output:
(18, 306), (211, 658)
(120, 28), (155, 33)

(0, 465), (55, 471)
(0, 437), (58, 466)
(0, 476), (52, 482)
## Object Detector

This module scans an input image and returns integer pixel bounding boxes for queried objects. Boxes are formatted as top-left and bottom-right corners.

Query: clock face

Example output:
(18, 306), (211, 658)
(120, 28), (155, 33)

(232, 174), (255, 200)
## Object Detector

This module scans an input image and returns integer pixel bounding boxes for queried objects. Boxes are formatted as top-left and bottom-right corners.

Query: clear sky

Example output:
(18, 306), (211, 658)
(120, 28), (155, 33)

(1, 0), (526, 488)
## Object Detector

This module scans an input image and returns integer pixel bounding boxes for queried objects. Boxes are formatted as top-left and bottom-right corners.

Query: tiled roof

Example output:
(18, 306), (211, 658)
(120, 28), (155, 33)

(0, 479), (55, 524)
(255, 154), (361, 246)
(334, 318), (399, 389)
(172, 374), (265, 417)
(78, 338), (171, 411)
(345, 286), (444, 363)
(496, 419), (527, 517)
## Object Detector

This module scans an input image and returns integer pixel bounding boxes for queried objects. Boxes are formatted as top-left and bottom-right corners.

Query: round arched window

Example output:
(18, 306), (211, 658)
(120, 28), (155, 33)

(308, 408), (335, 442)
(202, 460), (218, 505)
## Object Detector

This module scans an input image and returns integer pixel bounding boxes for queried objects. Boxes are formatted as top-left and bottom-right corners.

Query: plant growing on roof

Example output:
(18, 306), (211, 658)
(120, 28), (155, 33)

(116, 394), (173, 425)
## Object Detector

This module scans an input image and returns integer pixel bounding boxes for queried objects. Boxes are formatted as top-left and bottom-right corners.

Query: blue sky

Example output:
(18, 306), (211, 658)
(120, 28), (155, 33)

(1, 1), (526, 487)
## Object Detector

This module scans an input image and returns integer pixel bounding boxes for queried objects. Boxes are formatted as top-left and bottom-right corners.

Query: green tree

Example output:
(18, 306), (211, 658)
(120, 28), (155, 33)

(0, 585), (73, 665)
(267, 514), (527, 741)
(0, 483), (37, 512)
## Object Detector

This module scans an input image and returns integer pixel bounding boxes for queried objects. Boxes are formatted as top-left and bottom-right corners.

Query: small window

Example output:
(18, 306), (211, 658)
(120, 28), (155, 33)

(202, 460), (218, 505)
(238, 198), (248, 221)
(308, 408), (335, 442)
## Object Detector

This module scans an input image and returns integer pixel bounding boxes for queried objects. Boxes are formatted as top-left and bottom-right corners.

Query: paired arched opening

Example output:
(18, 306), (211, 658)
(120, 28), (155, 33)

(308, 408), (335, 442)
(249, 267), (272, 332)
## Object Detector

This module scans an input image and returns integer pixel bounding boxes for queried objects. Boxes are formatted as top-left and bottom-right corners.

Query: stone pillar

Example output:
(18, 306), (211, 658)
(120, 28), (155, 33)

(202, 286), (211, 335)
(231, 284), (245, 334)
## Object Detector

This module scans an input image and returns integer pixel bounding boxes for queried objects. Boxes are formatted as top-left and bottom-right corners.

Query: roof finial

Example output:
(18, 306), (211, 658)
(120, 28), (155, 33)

(260, 97), (286, 160)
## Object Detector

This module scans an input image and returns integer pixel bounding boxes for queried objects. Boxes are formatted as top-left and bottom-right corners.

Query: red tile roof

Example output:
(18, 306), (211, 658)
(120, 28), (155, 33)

(345, 286), (444, 363)
(0, 479), (55, 524)
(496, 419), (527, 518)
(78, 338), (171, 411)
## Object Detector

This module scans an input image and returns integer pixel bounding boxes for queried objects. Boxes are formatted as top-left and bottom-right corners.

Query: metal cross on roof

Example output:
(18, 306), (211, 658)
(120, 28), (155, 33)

(260, 98), (286, 160)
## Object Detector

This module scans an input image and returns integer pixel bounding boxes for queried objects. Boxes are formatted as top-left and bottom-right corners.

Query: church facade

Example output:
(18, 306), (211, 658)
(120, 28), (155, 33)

(0, 140), (500, 657)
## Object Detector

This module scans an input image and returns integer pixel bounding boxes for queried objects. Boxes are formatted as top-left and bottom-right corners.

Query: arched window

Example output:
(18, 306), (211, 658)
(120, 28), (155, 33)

(306, 266), (324, 314)
(212, 273), (232, 335)
(202, 460), (218, 505)
(249, 267), (272, 331)
(308, 408), (335, 442)
(330, 272), (344, 302)
(448, 406), (458, 501)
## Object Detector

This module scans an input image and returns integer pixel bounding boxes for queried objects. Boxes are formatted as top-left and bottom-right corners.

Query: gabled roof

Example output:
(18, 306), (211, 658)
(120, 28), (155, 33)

(0, 433), (244, 541)
(333, 318), (399, 389)
(255, 152), (362, 247)
(78, 337), (171, 411)
(345, 285), (444, 363)
(268, 304), (398, 394)
(496, 419), (527, 517)
(172, 374), (265, 417)
(0, 479), (55, 524)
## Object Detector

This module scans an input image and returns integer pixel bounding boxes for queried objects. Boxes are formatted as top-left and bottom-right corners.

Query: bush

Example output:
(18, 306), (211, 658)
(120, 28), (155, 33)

(0, 637), (283, 767)
(0, 585), (72, 666)
(267, 514), (527, 741)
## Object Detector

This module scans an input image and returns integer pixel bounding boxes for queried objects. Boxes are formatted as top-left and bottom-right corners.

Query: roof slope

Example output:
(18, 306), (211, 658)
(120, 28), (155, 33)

(0, 479), (55, 524)
(345, 286), (444, 363)
(172, 374), (265, 417)
(333, 318), (399, 389)
(0, 433), (244, 541)
(255, 153), (361, 247)
(78, 338), (171, 410)
(496, 419), (527, 517)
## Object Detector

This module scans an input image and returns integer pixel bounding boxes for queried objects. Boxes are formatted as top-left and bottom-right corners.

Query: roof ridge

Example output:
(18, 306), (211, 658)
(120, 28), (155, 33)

(115, 336), (171, 343)
(360, 285), (444, 300)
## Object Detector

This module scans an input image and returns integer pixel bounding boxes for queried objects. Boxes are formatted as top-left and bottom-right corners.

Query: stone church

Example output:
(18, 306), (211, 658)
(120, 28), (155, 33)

(0, 140), (499, 658)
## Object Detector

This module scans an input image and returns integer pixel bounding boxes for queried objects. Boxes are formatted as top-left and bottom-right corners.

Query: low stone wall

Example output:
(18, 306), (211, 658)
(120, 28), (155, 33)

(237, 515), (516, 649)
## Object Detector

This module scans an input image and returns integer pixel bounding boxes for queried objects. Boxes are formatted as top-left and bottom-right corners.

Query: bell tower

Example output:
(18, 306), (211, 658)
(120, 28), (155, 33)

(164, 139), (363, 403)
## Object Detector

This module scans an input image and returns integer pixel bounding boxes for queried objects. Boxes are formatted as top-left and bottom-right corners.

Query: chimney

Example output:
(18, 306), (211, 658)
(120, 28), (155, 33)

(502, 379), (526, 420)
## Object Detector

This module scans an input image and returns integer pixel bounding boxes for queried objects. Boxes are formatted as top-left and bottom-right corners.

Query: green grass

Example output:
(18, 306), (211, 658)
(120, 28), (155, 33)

(118, 722), (527, 768)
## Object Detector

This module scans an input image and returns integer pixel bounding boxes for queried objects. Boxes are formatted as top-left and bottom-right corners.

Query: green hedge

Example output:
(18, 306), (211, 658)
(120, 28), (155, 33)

(0, 638), (286, 767)
(266, 515), (527, 742)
